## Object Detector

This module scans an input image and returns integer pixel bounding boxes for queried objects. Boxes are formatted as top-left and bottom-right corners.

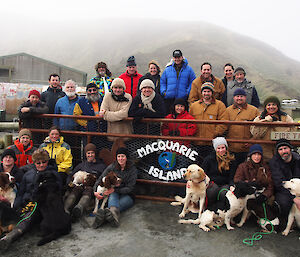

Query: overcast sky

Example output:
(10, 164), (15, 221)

(1, 0), (300, 62)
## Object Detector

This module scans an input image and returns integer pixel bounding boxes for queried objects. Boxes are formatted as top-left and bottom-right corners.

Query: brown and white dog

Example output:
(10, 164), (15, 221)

(282, 178), (300, 239)
(171, 164), (210, 224)
(69, 171), (97, 188)
(93, 171), (122, 214)
(0, 172), (16, 208)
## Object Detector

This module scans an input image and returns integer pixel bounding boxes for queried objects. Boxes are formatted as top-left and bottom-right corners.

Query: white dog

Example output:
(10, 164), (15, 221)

(171, 164), (210, 224)
(282, 178), (300, 239)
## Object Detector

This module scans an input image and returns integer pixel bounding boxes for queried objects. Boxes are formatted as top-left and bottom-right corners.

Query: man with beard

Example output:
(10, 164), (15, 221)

(189, 82), (227, 162)
(269, 139), (300, 224)
(74, 83), (106, 148)
(222, 67), (260, 108)
(189, 62), (225, 105)
(55, 80), (79, 130)
(90, 62), (114, 97)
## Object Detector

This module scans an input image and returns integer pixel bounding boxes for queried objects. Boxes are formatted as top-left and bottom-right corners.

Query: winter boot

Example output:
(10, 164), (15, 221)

(64, 193), (77, 215)
(92, 209), (106, 229)
(71, 195), (90, 222)
(0, 228), (22, 250)
(105, 207), (120, 227)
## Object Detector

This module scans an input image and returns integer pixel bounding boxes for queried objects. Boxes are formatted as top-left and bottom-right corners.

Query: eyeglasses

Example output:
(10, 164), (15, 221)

(87, 88), (97, 93)
(35, 160), (48, 165)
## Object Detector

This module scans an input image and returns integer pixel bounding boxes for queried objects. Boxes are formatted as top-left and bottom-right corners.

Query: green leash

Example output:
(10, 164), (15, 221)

(217, 188), (230, 200)
(16, 202), (38, 226)
(242, 203), (274, 246)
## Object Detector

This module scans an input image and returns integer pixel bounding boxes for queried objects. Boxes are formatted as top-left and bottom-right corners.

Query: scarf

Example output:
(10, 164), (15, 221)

(141, 92), (156, 113)
(216, 151), (235, 173)
(111, 91), (129, 102)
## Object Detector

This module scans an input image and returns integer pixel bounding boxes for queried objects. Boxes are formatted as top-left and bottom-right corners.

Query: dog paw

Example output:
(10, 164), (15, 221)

(282, 230), (289, 236)
(199, 225), (210, 232)
(193, 218), (201, 225)
(179, 212), (185, 218)
(236, 222), (244, 228)
(227, 226), (234, 230)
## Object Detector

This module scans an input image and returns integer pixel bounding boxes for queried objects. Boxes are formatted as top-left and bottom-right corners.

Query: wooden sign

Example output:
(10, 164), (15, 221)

(271, 132), (300, 140)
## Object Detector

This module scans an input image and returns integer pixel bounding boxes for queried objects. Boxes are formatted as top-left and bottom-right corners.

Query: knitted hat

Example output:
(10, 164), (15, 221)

(32, 149), (50, 163)
(275, 138), (293, 152)
(116, 147), (129, 159)
(86, 83), (97, 91)
(173, 98), (187, 111)
(28, 89), (41, 99)
(264, 96), (281, 108)
(126, 56), (136, 67)
(95, 61), (107, 70)
(19, 128), (32, 139)
(173, 50), (182, 57)
(201, 82), (214, 92)
(248, 144), (263, 156)
(234, 67), (246, 75)
(233, 88), (247, 96)
(212, 137), (228, 151)
(1, 148), (17, 162)
(84, 143), (97, 154)
(111, 78), (126, 89)
(140, 79), (155, 90)
(148, 60), (161, 73)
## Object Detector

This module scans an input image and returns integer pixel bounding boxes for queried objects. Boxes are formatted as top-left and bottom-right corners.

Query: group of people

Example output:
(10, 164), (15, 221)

(0, 126), (137, 249)
(1, 49), (299, 247)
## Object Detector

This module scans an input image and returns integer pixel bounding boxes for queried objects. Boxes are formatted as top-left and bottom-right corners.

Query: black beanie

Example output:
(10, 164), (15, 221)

(86, 83), (97, 91)
(126, 56), (136, 67)
(1, 148), (17, 162)
(116, 147), (129, 159)
(275, 139), (293, 152)
(173, 98), (187, 112)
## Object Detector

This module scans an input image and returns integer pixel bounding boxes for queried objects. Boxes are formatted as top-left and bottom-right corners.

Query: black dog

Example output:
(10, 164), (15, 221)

(35, 171), (71, 246)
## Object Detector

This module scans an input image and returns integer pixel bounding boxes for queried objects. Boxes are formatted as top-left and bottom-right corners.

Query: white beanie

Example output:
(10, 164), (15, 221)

(212, 137), (228, 151)
(111, 78), (126, 89)
(140, 79), (155, 90)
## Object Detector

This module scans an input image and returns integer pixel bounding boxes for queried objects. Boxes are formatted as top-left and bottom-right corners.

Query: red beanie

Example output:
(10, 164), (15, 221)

(28, 90), (41, 99)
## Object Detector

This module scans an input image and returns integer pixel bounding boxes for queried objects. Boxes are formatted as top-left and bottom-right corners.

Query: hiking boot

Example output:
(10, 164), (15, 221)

(105, 207), (120, 227)
(92, 209), (106, 229)
(71, 195), (90, 222)
(64, 193), (77, 215)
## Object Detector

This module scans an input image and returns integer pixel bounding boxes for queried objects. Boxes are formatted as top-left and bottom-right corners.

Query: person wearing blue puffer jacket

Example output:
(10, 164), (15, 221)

(160, 50), (196, 114)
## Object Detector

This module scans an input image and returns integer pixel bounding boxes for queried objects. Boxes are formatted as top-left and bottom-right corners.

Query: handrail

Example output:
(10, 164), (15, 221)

(36, 113), (299, 127)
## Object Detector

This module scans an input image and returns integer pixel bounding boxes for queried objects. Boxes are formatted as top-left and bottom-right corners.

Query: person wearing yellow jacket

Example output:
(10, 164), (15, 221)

(40, 126), (73, 184)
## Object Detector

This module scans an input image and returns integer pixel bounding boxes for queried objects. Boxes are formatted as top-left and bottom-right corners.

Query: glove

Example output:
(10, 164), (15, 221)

(264, 115), (273, 122)
(272, 116), (278, 121)
(256, 194), (267, 204)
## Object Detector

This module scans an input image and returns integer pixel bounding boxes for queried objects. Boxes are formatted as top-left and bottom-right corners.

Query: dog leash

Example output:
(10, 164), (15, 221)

(217, 188), (230, 200)
(242, 203), (274, 246)
(16, 201), (38, 226)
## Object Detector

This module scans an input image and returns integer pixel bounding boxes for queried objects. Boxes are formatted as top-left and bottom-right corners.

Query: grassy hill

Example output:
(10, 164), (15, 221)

(1, 18), (300, 101)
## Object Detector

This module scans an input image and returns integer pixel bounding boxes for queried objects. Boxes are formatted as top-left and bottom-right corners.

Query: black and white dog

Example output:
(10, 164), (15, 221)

(205, 182), (264, 230)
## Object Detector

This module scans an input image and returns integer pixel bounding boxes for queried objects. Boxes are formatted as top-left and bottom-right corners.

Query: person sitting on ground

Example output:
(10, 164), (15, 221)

(234, 144), (274, 205)
(250, 96), (295, 161)
(269, 139), (300, 227)
(93, 147), (137, 228)
(0, 149), (24, 188)
(161, 98), (197, 146)
(0, 149), (61, 250)
(90, 61), (114, 97)
(7, 129), (37, 169)
(39, 126), (73, 185)
(201, 137), (237, 186)
(129, 79), (166, 135)
(18, 90), (49, 144)
(64, 143), (106, 222)
(137, 60), (161, 95)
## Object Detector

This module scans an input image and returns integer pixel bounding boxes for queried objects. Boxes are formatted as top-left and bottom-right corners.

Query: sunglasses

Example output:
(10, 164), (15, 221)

(35, 160), (48, 165)
(87, 88), (97, 93)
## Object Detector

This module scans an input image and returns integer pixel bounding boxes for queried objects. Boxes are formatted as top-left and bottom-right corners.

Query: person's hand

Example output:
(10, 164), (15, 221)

(264, 115), (273, 122)
(21, 107), (30, 113)
(99, 109), (106, 118)
(104, 188), (114, 196)
(256, 194), (267, 204)
(94, 192), (104, 200)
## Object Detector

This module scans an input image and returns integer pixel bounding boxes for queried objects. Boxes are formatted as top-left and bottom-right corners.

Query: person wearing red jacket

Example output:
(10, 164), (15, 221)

(161, 98), (197, 146)
(119, 56), (142, 98)
(8, 129), (37, 168)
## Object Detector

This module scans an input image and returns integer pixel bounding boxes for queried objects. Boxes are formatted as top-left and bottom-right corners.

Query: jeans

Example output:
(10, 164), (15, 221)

(108, 192), (134, 212)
